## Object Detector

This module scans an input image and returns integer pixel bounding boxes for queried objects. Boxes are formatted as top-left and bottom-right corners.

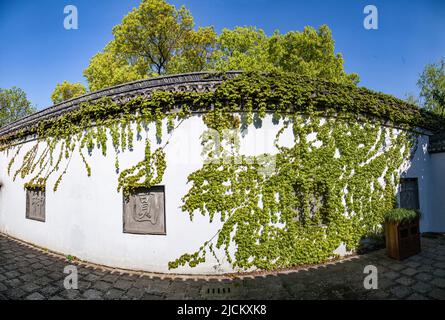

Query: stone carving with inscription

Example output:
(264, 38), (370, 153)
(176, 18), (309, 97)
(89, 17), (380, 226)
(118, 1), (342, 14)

(123, 186), (165, 235)
(133, 193), (158, 224)
(26, 188), (45, 222)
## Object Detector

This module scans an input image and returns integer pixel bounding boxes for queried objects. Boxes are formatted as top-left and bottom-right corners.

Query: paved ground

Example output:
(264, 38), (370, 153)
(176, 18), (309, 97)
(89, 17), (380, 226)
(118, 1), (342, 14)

(1, 233), (445, 300)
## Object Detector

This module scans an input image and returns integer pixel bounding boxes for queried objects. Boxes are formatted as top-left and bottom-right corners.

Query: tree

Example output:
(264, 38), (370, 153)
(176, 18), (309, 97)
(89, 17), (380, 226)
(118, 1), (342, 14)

(112, 0), (198, 75)
(214, 25), (359, 84)
(213, 26), (275, 72)
(84, 0), (216, 91)
(0, 87), (35, 127)
(51, 80), (87, 104)
(417, 58), (445, 116)
(168, 26), (217, 74)
(83, 41), (149, 92)
(84, 0), (358, 91)
(404, 93), (420, 106)
(269, 26), (359, 84)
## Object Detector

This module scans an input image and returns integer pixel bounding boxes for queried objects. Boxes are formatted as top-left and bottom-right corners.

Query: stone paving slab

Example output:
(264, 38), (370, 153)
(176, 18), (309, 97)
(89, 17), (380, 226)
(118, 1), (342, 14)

(1, 233), (445, 300)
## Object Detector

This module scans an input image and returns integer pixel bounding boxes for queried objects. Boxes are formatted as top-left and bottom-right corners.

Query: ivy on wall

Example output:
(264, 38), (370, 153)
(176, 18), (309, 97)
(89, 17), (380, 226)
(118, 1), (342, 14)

(0, 72), (438, 271)
(2, 94), (181, 196)
(169, 112), (415, 270)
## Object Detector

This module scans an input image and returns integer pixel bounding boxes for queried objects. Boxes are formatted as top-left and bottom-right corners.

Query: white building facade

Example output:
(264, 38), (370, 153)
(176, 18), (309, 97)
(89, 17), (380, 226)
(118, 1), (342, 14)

(0, 73), (444, 274)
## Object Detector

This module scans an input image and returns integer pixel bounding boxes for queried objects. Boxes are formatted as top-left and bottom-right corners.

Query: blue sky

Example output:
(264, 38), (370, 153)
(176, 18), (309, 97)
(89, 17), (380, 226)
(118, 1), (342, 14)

(0, 0), (444, 110)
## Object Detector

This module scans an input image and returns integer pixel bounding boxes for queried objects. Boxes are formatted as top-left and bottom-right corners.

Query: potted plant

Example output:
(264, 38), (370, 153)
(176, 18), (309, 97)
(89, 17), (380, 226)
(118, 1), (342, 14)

(384, 208), (421, 260)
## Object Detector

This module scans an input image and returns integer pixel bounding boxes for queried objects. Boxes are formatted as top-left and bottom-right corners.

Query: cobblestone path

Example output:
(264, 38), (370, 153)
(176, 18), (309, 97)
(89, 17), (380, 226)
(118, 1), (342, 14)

(1, 233), (445, 300)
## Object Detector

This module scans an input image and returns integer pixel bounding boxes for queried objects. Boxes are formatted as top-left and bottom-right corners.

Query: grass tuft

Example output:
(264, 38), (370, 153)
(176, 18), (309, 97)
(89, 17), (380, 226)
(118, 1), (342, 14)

(385, 208), (420, 223)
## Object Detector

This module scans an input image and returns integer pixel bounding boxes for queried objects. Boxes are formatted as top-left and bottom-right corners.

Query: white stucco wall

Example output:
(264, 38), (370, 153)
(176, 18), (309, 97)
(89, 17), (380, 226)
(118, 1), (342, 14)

(429, 152), (445, 232)
(0, 114), (292, 274)
(401, 135), (433, 232)
(0, 113), (441, 274)
(401, 135), (445, 233)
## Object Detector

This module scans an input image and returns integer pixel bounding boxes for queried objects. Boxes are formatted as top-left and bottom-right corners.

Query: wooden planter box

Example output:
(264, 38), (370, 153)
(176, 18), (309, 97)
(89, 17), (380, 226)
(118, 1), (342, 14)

(385, 218), (421, 260)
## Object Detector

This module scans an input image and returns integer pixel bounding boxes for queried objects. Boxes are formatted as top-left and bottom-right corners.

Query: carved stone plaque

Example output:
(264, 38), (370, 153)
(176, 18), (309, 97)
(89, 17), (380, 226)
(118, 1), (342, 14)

(123, 186), (166, 235)
(26, 188), (46, 222)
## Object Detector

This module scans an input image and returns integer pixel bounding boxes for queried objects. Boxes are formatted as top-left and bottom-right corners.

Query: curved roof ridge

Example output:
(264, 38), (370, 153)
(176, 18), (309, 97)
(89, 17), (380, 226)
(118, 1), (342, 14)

(0, 71), (242, 137)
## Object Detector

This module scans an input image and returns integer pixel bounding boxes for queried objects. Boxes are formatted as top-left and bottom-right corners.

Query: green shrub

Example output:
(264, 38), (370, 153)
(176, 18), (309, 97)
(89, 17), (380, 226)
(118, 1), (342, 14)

(385, 208), (420, 223)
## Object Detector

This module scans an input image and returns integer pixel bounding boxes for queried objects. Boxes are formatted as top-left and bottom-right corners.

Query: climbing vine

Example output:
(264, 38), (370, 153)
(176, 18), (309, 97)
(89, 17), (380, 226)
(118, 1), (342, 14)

(2, 93), (186, 195)
(1, 72), (442, 271)
(169, 113), (416, 270)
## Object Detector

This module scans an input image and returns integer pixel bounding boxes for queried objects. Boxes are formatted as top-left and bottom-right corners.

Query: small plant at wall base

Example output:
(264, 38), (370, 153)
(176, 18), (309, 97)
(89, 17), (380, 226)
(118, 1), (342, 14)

(2, 72), (444, 271)
(66, 255), (77, 262)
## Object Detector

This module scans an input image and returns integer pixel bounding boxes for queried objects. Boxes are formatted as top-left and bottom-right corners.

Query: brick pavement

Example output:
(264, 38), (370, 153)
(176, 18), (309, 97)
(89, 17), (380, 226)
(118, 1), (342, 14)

(1, 233), (445, 300)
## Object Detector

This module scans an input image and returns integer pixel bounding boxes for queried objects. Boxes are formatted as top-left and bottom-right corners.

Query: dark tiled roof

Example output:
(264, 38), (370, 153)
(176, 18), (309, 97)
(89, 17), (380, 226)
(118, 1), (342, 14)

(0, 72), (241, 138)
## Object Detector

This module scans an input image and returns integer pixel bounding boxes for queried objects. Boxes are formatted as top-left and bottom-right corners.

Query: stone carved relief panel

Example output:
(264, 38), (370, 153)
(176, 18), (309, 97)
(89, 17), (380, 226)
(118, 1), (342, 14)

(123, 186), (166, 235)
(26, 188), (46, 222)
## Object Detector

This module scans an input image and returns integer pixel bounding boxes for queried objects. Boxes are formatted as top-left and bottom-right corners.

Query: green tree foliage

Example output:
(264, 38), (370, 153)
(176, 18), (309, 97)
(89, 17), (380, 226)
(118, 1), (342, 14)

(404, 93), (421, 108)
(83, 41), (149, 92)
(213, 25), (359, 84)
(51, 80), (87, 104)
(268, 26), (359, 84)
(213, 27), (274, 72)
(417, 58), (445, 116)
(83, 0), (358, 91)
(112, 0), (216, 75)
(168, 26), (217, 74)
(84, 0), (216, 91)
(0, 87), (35, 127)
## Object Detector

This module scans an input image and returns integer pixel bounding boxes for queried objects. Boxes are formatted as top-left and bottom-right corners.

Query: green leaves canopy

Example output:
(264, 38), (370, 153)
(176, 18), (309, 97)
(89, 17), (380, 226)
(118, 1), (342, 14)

(112, 0), (215, 75)
(214, 26), (359, 85)
(418, 58), (445, 116)
(51, 80), (87, 104)
(0, 87), (35, 127)
(83, 41), (149, 92)
(83, 0), (358, 91)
